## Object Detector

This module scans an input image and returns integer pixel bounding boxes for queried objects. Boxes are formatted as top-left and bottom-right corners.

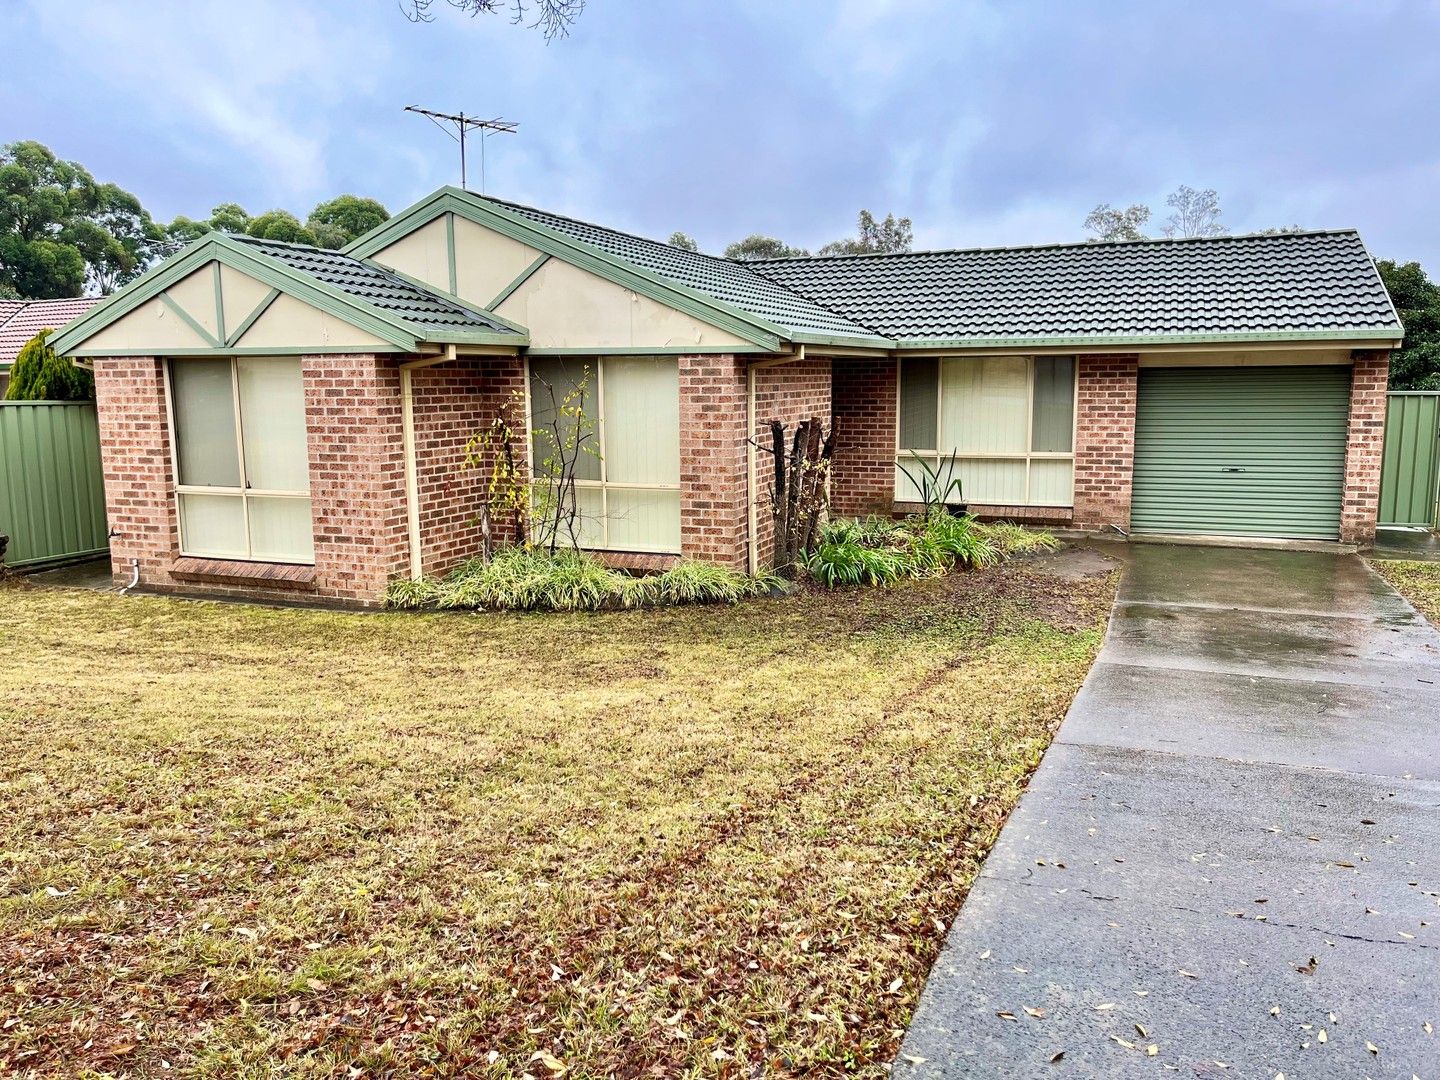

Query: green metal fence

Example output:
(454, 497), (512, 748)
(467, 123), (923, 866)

(1379, 392), (1440, 528)
(0, 401), (109, 568)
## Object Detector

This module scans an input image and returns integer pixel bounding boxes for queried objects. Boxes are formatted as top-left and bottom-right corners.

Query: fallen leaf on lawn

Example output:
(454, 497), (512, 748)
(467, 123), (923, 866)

(996, 1011), (1018, 1022)
(1012, 966), (1029, 974)
(902, 1054), (927, 1064)
(1049, 1051), (1065, 1063)
(1366, 1041), (1379, 1055)
(1399, 931), (1415, 939)
(1146, 1045), (1159, 1057)
(1424, 1021), (1432, 1035)
(305, 979), (327, 992)
(1024, 1007), (1047, 1019)
(888, 977), (904, 993)
(1095, 1002), (1116, 1011)
(1135, 1023), (1148, 1037)
(1361, 819), (1376, 825)
(234, 927), (258, 940)
(1318, 1029), (1327, 1043)
(1178, 970), (1198, 979)
(979, 949), (991, 960)
(1134, 990), (1150, 997)
(530, 1051), (567, 1074)
(1297, 957), (1318, 975)
(1110, 1036), (1136, 1050)
(1270, 1006), (1281, 1017)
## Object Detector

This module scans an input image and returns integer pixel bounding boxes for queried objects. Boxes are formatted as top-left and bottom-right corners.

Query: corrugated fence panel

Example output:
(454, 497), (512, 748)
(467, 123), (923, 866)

(1379, 393), (1440, 527)
(0, 401), (109, 567)
(1132, 366), (1351, 539)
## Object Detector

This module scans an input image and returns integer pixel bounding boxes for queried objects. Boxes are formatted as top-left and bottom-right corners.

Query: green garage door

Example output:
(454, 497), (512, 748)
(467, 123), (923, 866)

(1132, 366), (1351, 539)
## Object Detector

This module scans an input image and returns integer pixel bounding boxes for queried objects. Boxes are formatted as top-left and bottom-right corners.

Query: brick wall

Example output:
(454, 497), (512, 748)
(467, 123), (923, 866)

(411, 356), (527, 576)
(678, 353), (748, 568)
(831, 358), (897, 517)
(1072, 353), (1138, 532)
(1340, 350), (1390, 547)
(93, 353), (410, 606)
(752, 358), (833, 570)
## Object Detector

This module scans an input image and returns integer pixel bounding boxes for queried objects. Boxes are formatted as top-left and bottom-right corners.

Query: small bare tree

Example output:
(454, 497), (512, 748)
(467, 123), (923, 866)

(402, 0), (584, 39)
(758, 417), (836, 577)
(528, 371), (600, 554)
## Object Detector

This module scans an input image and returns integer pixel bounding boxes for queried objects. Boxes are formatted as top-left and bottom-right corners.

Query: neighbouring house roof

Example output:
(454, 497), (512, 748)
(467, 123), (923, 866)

(226, 235), (520, 337)
(747, 230), (1404, 347)
(0, 296), (104, 366)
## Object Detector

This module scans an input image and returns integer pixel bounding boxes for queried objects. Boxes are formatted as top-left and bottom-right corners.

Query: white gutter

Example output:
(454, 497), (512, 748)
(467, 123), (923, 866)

(746, 346), (806, 576)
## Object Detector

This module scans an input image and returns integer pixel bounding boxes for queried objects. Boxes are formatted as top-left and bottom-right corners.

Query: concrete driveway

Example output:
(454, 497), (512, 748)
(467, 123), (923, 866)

(896, 544), (1440, 1078)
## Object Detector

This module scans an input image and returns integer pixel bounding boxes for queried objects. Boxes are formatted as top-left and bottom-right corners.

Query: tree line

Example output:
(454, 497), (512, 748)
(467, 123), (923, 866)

(3, 141), (1437, 389)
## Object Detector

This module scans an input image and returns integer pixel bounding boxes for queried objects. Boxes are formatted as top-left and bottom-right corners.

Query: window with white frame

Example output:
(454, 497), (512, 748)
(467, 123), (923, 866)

(168, 357), (314, 563)
(528, 356), (681, 553)
(896, 355), (1077, 506)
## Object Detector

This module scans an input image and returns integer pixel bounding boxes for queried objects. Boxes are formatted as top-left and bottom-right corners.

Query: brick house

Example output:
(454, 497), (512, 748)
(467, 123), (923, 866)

(49, 187), (1404, 606)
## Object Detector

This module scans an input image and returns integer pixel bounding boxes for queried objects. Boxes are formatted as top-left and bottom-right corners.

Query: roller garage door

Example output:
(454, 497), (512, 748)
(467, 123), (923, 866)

(1131, 366), (1351, 539)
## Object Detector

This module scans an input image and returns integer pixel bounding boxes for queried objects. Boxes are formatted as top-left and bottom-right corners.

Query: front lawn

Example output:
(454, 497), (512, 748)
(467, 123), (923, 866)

(1372, 558), (1440, 625)
(0, 557), (1114, 1078)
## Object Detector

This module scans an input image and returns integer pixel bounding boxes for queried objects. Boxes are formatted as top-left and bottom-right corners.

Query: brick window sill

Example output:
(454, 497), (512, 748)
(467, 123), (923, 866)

(591, 550), (681, 573)
(169, 557), (317, 589)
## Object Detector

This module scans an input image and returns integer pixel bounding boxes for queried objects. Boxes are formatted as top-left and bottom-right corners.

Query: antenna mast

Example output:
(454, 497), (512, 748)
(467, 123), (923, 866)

(404, 106), (518, 192)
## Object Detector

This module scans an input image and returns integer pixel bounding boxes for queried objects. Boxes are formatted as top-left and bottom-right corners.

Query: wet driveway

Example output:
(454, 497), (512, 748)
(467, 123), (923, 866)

(895, 544), (1440, 1078)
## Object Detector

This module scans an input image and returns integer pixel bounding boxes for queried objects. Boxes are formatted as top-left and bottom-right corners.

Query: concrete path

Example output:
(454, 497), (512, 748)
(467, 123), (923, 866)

(896, 544), (1440, 1078)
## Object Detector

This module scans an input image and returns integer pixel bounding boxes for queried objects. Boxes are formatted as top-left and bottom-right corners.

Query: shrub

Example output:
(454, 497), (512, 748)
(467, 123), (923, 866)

(4, 329), (93, 401)
(805, 511), (1047, 589)
(384, 548), (780, 612)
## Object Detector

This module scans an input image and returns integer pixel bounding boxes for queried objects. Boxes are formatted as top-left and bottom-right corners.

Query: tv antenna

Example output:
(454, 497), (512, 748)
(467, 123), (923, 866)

(405, 106), (518, 193)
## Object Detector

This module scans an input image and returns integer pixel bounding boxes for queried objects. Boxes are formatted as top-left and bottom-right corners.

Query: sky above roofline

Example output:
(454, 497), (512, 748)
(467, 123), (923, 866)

(5, 1), (1439, 270)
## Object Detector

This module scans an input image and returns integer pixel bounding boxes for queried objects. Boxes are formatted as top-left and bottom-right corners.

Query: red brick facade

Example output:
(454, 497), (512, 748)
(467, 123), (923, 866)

(1071, 353), (1139, 532)
(94, 353), (410, 606)
(678, 353), (749, 568)
(411, 356), (528, 576)
(1340, 350), (1390, 546)
(831, 358), (898, 517)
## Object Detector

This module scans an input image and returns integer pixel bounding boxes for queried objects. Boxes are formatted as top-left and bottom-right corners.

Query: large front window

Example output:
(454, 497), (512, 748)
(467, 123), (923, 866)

(528, 356), (681, 553)
(896, 355), (1076, 506)
(168, 357), (314, 563)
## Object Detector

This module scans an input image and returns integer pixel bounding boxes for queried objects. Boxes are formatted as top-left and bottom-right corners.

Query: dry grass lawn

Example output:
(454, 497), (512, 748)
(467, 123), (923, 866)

(0, 557), (1115, 1078)
(1372, 558), (1440, 625)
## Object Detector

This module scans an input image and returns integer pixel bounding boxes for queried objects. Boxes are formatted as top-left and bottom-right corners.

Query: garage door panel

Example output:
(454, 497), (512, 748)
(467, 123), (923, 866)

(1131, 366), (1350, 539)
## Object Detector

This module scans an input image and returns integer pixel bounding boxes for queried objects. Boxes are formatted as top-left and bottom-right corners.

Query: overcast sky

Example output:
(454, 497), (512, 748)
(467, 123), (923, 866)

(6, 0), (1439, 265)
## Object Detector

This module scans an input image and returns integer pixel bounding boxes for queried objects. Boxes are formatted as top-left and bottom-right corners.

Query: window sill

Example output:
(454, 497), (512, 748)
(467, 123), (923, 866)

(169, 557), (317, 589)
(591, 550), (682, 573)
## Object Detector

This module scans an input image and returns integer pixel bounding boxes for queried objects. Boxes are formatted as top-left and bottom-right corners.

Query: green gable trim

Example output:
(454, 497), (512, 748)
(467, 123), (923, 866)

(347, 188), (786, 352)
(159, 291), (222, 348)
(212, 262), (226, 343)
(446, 212), (458, 295)
(488, 253), (550, 310)
(69, 345), (412, 358)
(225, 288), (281, 347)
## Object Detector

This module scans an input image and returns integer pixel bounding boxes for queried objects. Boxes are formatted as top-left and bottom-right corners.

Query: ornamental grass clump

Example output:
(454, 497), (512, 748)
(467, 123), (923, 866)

(384, 548), (780, 612)
(803, 512), (1052, 589)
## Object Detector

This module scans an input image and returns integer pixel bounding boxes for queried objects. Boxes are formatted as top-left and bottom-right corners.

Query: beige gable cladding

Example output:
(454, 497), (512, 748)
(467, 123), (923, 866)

(367, 210), (750, 350)
(72, 259), (390, 354)
(82, 295), (214, 352)
(494, 256), (751, 350)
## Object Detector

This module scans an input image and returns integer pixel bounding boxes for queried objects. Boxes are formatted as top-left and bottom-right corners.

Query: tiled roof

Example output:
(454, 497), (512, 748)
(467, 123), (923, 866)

(230, 235), (520, 336)
(748, 231), (1402, 343)
(476, 195), (883, 341)
(0, 296), (104, 365)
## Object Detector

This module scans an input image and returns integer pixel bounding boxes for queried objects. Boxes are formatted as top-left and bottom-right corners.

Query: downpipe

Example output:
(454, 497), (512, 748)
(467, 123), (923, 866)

(119, 557), (140, 595)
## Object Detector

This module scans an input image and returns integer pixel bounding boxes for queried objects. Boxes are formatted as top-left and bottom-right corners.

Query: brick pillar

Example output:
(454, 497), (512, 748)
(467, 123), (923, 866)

(678, 353), (747, 568)
(1340, 350), (1390, 547)
(831, 358), (898, 517)
(93, 356), (178, 587)
(1072, 353), (1139, 532)
(301, 353), (410, 601)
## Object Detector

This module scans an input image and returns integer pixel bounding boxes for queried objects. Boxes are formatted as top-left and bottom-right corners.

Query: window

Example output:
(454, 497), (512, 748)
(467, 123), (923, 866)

(168, 357), (313, 563)
(896, 356), (1076, 506)
(528, 356), (681, 553)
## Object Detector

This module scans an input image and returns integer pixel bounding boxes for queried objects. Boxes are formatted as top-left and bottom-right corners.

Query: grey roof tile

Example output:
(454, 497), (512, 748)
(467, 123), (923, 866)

(476, 195), (882, 340)
(748, 231), (1402, 342)
(230, 235), (520, 336)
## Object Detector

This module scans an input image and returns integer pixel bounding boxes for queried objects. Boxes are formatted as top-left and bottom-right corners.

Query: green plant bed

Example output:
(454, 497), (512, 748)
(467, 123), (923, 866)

(386, 547), (783, 612)
(806, 513), (1059, 588)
